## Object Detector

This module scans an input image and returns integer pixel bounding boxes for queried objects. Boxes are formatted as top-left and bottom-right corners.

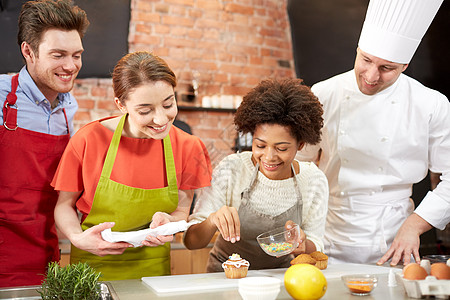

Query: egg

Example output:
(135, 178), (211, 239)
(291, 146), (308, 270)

(420, 259), (431, 274)
(403, 263), (428, 280)
(430, 263), (450, 280)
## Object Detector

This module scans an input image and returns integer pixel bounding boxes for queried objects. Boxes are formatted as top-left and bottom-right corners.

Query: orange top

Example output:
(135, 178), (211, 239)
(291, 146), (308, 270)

(52, 117), (212, 216)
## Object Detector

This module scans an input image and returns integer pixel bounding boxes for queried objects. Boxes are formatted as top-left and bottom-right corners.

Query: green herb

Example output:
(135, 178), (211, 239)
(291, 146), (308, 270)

(38, 262), (102, 300)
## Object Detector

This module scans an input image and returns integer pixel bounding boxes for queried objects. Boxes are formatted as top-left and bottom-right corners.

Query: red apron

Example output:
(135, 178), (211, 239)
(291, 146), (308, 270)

(0, 74), (70, 287)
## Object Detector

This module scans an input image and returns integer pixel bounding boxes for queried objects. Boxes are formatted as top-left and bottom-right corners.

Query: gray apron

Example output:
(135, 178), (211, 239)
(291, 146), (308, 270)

(207, 163), (303, 271)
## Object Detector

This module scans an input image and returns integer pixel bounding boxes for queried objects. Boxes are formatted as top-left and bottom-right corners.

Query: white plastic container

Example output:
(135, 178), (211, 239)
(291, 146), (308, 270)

(238, 277), (281, 300)
(396, 273), (450, 299)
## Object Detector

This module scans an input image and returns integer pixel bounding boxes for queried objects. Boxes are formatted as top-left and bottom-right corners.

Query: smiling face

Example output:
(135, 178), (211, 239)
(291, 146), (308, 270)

(251, 123), (303, 180)
(116, 80), (177, 139)
(354, 48), (407, 95)
(22, 28), (84, 102)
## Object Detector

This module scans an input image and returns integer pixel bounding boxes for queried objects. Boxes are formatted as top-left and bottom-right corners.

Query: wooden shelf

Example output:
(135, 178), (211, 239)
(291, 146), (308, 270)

(177, 105), (236, 113)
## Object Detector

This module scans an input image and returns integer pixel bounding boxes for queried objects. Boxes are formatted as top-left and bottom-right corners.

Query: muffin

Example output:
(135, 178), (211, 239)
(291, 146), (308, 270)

(222, 253), (250, 279)
(310, 251), (328, 270)
(290, 253), (316, 266)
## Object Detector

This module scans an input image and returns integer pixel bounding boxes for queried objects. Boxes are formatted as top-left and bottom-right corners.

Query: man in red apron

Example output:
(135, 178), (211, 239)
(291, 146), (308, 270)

(0, 0), (89, 287)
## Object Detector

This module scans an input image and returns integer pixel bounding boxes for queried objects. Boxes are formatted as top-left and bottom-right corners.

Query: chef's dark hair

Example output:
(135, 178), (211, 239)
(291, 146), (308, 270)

(17, 0), (89, 58)
(234, 78), (323, 145)
(112, 51), (177, 104)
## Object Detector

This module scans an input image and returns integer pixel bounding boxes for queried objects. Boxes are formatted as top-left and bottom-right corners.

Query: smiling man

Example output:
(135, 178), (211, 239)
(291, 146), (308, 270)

(0, 0), (89, 287)
(298, 0), (450, 266)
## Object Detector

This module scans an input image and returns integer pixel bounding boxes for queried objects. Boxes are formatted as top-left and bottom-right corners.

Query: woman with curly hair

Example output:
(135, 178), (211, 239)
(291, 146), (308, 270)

(184, 78), (329, 271)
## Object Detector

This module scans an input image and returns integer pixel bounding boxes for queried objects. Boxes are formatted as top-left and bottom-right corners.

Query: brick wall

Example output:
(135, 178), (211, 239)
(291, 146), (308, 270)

(72, 0), (295, 166)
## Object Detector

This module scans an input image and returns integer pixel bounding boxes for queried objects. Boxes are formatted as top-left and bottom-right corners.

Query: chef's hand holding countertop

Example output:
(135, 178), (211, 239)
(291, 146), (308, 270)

(377, 213), (431, 266)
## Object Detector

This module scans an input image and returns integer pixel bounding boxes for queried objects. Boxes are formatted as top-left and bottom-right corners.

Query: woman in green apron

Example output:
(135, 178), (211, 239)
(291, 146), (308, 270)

(52, 51), (212, 280)
(184, 78), (328, 270)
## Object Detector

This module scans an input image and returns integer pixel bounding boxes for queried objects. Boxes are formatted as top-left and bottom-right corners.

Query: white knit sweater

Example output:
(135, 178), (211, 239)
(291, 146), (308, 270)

(189, 151), (329, 251)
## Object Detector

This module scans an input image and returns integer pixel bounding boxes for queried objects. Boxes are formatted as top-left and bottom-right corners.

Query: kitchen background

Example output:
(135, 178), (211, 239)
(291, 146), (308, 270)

(1, 0), (448, 267)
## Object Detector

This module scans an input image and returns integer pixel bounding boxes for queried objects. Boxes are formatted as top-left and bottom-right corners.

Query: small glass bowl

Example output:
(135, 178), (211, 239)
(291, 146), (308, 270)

(422, 254), (450, 264)
(341, 274), (378, 296)
(256, 225), (300, 257)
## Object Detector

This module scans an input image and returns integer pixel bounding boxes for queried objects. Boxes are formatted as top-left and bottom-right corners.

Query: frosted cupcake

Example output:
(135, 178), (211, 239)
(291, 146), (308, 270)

(222, 253), (250, 279)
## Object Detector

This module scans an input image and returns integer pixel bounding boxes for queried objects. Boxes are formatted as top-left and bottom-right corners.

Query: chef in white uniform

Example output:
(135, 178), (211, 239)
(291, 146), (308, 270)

(298, 0), (450, 265)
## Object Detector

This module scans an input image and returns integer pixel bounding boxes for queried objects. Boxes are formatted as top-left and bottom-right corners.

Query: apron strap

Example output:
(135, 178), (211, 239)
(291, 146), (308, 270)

(2, 74), (70, 134)
(3, 74), (19, 130)
(100, 113), (178, 194)
(241, 162), (303, 224)
(100, 114), (126, 178)
(240, 162), (260, 203)
(62, 108), (70, 135)
(162, 134), (178, 198)
(291, 163), (303, 223)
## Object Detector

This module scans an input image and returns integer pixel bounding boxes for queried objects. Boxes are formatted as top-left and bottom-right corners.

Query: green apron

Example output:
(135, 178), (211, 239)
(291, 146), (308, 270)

(70, 114), (179, 280)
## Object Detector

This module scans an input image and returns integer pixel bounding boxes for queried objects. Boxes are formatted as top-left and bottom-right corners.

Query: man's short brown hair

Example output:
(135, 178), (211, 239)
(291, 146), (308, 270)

(17, 0), (89, 57)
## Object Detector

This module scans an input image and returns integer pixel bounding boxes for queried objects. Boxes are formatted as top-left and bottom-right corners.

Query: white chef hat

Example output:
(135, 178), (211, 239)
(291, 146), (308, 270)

(358, 0), (443, 64)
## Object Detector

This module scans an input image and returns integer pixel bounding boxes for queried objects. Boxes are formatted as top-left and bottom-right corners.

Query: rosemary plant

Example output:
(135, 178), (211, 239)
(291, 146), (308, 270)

(39, 262), (102, 300)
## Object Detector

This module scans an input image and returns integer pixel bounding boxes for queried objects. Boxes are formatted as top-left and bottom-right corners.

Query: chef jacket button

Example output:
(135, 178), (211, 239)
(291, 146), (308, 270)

(378, 167), (383, 172)
(35, 101), (39, 104)
(340, 191), (345, 197)
(340, 130), (345, 135)
(343, 158), (348, 164)
(370, 191), (375, 195)
(381, 137), (389, 142)
(345, 96), (350, 100)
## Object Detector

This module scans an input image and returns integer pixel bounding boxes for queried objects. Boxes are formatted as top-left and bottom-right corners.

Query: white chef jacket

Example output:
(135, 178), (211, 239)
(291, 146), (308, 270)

(298, 70), (450, 263)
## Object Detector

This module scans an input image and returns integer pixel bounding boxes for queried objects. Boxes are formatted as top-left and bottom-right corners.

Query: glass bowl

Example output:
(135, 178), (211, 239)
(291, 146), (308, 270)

(341, 274), (378, 296)
(422, 254), (450, 264)
(256, 224), (300, 257)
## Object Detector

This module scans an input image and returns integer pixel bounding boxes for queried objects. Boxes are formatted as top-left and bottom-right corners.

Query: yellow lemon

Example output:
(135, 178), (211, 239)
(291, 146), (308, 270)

(284, 264), (327, 300)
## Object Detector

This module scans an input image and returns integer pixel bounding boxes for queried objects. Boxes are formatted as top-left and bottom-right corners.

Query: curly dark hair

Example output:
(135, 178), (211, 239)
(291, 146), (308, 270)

(234, 78), (323, 145)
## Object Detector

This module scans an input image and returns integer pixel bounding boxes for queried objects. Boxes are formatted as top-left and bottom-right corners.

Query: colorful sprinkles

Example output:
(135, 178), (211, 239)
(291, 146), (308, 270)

(261, 242), (293, 254)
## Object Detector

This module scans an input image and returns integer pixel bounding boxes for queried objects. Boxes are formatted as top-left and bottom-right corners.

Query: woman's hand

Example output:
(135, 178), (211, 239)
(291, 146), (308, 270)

(70, 222), (132, 256)
(208, 205), (240, 243)
(55, 191), (132, 256)
(285, 220), (307, 255)
(150, 212), (172, 228)
(142, 212), (175, 247)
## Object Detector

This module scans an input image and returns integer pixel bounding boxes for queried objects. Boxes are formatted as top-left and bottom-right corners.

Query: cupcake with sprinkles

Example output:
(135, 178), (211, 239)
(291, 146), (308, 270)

(222, 253), (250, 279)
